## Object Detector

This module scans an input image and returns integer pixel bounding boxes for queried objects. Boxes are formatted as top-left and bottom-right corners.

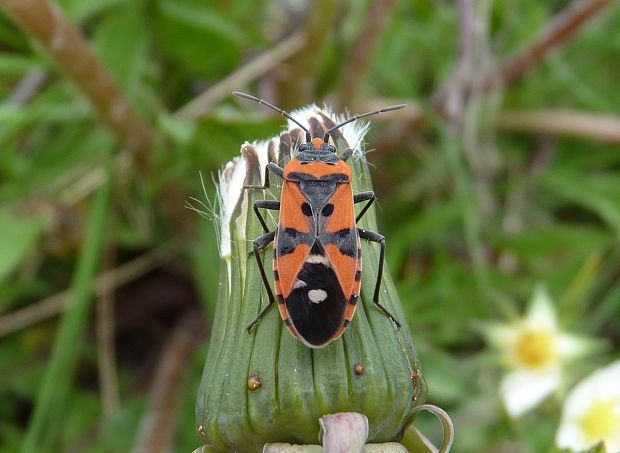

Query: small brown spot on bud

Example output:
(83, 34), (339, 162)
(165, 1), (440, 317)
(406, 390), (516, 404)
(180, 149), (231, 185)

(248, 373), (262, 391)
(411, 370), (421, 401)
(353, 363), (364, 375)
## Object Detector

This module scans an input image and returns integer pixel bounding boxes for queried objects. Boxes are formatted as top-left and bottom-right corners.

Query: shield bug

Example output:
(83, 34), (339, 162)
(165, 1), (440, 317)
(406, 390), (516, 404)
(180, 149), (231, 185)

(235, 91), (403, 348)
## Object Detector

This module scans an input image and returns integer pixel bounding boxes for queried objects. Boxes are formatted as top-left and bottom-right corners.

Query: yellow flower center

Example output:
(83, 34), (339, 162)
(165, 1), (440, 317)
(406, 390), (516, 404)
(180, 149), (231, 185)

(515, 329), (556, 370)
(579, 400), (620, 443)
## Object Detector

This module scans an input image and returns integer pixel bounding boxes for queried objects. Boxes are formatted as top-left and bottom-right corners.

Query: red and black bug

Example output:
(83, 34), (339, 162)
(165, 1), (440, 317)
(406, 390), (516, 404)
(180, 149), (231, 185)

(235, 91), (403, 348)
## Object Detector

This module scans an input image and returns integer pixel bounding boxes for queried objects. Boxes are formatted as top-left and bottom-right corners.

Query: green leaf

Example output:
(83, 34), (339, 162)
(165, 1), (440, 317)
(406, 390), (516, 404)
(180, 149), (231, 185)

(21, 159), (112, 453)
(0, 210), (43, 288)
(157, 0), (245, 76)
(543, 172), (620, 236)
(94, 6), (148, 100)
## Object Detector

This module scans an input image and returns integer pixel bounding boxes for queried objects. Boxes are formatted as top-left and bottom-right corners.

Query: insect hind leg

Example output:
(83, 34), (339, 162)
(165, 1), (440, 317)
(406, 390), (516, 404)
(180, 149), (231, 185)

(252, 200), (280, 234)
(358, 228), (401, 329)
(247, 230), (276, 332)
(353, 191), (375, 223)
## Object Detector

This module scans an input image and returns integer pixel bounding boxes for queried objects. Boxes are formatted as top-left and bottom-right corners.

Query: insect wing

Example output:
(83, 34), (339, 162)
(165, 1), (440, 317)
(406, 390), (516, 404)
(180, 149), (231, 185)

(275, 180), (313, 299)
(321, 183), (359, 301)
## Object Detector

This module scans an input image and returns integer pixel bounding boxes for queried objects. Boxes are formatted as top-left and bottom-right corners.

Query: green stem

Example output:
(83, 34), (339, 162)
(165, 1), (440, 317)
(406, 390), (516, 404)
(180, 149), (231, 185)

(441, 129), (491, 309)
(21, 160), (112, 453)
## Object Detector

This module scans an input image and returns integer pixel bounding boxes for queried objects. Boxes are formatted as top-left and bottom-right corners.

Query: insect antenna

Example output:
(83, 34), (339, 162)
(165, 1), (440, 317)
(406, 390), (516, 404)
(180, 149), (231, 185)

(323, 103), (406, 143)
(233, 91), (311, 143)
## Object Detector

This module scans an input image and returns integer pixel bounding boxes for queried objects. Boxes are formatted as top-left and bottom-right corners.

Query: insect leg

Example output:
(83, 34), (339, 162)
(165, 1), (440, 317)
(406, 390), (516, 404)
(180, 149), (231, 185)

(253, 200), (280, 234)
(243, 162), (284, 190)
(357, 228), (401, 329)
(247, 230), (276, 332)
(353, 191), (375, 223)
(340, 149), (354, 162)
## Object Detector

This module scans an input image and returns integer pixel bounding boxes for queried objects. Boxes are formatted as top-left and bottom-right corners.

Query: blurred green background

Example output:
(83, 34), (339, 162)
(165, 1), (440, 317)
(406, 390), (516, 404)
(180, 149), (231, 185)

(1, 0), (619, 452)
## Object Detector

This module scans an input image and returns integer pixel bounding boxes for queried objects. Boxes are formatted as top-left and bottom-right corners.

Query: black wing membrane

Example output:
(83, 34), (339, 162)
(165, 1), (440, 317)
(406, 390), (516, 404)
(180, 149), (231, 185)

(286, 245), (347, 347)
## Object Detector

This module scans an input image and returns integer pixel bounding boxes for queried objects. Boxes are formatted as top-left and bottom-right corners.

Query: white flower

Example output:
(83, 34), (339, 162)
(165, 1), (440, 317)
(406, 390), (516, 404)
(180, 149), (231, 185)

(556, 360), (620, 452)
(482, 285), (594, 417)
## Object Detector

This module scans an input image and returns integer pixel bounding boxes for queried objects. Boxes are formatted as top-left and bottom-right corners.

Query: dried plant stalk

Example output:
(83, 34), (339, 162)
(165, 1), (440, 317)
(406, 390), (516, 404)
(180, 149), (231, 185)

(0, 0), (153, 164)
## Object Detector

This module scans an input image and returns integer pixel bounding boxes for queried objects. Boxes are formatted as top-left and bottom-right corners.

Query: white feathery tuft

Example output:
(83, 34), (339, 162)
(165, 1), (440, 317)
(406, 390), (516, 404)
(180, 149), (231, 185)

(286, 105), (370, 158)
(216, 157), (246, 258)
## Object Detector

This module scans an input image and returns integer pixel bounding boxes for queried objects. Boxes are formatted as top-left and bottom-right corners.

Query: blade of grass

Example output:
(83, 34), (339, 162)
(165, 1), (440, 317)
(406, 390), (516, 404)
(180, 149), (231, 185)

(440, 129), (492, 310)
(20, 158), (112, 453)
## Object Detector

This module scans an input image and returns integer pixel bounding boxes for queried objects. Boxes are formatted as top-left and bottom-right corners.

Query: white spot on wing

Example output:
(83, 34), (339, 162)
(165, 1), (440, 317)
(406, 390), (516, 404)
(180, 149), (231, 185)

(306, 254), (331, 266)
(293, 279), (307, 289)
(308, 289), (327, 303)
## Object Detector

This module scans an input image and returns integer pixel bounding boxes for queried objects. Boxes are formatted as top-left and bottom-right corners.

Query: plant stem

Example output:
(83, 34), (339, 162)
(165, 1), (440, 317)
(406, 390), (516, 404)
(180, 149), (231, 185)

(497, 110), (620, 144)
(277, 0), (342, 108)
(433, 0), (613, 112)
(0, 243), (177, 337)
(0, 0), (154, 165)
(133, 312), (206, 453)
(337, 0), (398, 110)
(20, 159), (112, 453)
(176, 32), (305, 121)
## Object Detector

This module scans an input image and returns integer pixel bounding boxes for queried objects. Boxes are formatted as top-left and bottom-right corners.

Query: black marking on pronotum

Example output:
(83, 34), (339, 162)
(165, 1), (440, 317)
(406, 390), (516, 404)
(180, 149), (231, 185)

(349, 295), (359, 305)
(277, 294), (285, 304)
(322, 203), (334, 217)
(301, 202), (312, 216)
(287, 172), (350, 182)
(355, 270), (361, 281)
(273, 270), (280, 281)
(283, 318), (293, 326)
(343, 319), (351, 327)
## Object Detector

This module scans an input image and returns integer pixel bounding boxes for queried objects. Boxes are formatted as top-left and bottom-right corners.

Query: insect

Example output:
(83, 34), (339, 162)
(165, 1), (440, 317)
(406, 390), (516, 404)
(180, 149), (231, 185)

(235, 91), (404, 348)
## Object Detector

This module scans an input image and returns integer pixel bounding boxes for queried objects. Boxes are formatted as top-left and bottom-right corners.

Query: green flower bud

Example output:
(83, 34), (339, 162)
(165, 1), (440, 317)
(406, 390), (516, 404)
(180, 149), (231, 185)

(196, 106), (430, 452)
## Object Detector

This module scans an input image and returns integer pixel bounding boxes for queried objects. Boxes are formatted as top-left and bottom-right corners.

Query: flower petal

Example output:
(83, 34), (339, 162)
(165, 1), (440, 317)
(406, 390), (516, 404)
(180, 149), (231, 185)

(525, 285), (557, 331)
(555, 333), (598, 361)
(480, 323), (519, 351)
(501, 369), (559, 417)
(556, 360), (620, 452)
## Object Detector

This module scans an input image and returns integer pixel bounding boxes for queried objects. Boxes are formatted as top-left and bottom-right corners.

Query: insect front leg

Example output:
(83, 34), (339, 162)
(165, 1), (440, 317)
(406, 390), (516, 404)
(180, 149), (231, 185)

(253, 200), (280, 234)
(247, 230), (276, 332)
(243, 162), (284, 190)
(340, 148), (354, 162)
(357, 228), (401, 329)
(353, 191), (375, 223)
